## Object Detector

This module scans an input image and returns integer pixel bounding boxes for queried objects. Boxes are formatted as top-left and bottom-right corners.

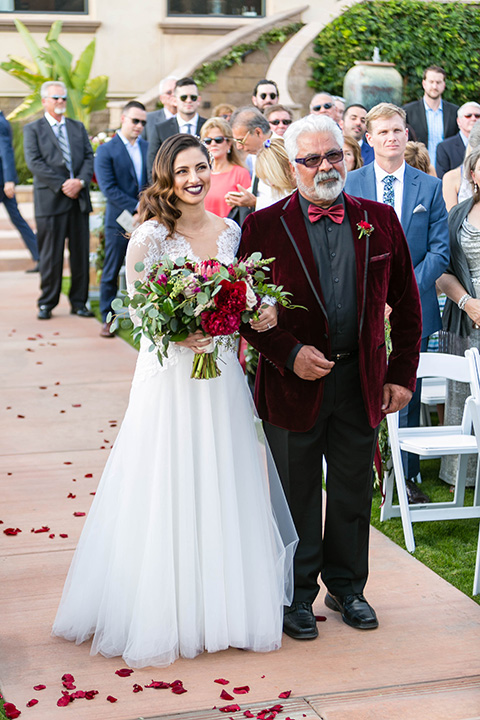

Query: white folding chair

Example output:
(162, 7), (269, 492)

(381, 348), (480, 553)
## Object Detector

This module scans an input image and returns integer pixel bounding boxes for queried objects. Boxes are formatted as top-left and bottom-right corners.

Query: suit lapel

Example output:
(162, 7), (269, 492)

(41, 116), (64, 163)
(115, 134), (138, 187)
(401, 163), (420, 235)
(280, 192), (328, 320)
(362, 164), (377, 200)
(344, 193), (369, 338)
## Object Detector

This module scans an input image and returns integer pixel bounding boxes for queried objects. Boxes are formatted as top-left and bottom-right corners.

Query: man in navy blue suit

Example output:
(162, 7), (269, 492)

(0, 110), (39, 271)
(94, 101), (148, 337)
(345, 102), (449, 496)
(342, 104), (374, 165)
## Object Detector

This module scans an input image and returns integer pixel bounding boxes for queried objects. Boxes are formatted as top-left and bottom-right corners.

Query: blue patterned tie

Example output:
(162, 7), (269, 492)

(382, 175), (395, 207)
(184, 123), (192, 135)
(57, 123), (72, 176)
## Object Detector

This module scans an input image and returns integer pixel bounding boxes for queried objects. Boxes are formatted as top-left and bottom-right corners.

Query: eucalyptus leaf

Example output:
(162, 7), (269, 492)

(134, 261), (145, 272)
(197, 292), (209, 305)
(111, 298), (124, 312)
(148, 307), (159, 318)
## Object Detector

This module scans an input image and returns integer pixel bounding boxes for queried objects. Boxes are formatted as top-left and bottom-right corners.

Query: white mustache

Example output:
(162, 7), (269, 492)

(315, 169), (341, 182)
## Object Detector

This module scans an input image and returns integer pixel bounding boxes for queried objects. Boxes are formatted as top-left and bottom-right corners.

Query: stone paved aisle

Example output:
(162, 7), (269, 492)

(1, 268), (480, 720)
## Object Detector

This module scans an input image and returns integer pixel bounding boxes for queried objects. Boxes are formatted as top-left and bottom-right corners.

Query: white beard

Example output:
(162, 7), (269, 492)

(297, 166), (346, 203)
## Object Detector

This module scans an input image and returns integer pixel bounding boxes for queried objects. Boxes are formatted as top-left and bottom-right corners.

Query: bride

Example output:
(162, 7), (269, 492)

(52, 134), (297, 668)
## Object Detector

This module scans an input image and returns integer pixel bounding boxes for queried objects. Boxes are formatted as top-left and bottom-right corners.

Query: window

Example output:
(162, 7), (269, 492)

(0, 0), (86, 12)
(168, 0), (263, 17)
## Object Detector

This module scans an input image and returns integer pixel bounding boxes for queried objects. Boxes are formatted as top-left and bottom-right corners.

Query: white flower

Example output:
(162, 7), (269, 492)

(245, 282), (257, 310)
(97, 131), (107, 141)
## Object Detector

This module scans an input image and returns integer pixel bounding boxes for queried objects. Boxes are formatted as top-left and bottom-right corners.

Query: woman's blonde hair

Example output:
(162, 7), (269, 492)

(343, 134), (363, 171)
(255, 139), (296, 194)
(404, 141), (431, 175)
(200, 117), (245, 167)
(464, 146), (480, 204)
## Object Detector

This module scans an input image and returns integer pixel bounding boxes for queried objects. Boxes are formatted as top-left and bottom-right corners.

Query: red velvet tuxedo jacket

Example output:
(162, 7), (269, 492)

(240, 191), (422, 432)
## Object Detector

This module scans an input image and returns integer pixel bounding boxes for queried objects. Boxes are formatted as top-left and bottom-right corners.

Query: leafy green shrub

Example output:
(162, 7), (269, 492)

(309, 1), (480, 105)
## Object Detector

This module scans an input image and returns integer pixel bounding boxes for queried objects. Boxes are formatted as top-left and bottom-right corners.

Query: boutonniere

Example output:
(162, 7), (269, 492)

(357, 220), (374, 239)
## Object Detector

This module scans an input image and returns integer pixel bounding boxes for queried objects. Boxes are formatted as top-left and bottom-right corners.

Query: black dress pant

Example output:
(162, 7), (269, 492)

(264, 357), (378, 604)
(36, 200), (90, 310)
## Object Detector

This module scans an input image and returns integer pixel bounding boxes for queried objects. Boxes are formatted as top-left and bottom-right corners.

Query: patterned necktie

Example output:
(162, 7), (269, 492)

(382, 175), (395, 207)
(308, 203), (345, 224)
(57, 123), (72, 176)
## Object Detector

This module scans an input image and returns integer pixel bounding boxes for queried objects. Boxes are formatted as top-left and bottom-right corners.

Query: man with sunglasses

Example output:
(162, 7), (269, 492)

(23, 80), (94, 320)
(436, 102), (480, 179)
(240, 114), (421, 641)
(143, 76), (177, 143)
(147, 77), (206, 180)
(309, 92), (336, 120)
(94, 101), (148, 337)
(264, 104), (293, 138)
(252, 79), (279, 112)
(403, 66), (458, 166)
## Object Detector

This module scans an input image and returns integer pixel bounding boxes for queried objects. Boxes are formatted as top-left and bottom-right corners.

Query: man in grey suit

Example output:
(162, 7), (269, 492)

(24, 81), (94, 320)
(436, 101), (480, 178)
(143, 76), (177, 143)
(345, 102), (449, 497)
(147, 77), (207, 179)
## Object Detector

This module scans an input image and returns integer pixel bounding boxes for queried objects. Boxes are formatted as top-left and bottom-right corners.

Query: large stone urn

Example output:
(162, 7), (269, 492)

(343, 58), (403, 111)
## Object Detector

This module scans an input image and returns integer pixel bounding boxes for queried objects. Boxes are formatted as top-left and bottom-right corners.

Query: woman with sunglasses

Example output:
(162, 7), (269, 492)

(264, 104), (293, 138)
(200, 117), (251, 218)
(53, 133), (296, 668)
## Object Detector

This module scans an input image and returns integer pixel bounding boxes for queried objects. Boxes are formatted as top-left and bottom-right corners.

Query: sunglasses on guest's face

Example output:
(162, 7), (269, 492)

(130, 118), (147, 126)
(295, 149), (344, 168)
(203, 136), (228, 145)
(269, 119), (292, 126)
(179, 94), (198, 102)
(259, 92), (278, 100)
(464, 113), (480, 119)
(49, 95), (67, 101)
(312, 103), (333, 111)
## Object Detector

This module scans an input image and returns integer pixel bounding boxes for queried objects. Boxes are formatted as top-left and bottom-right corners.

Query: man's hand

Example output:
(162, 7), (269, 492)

(4, 181), (15, 199)
(293, 345), (335, 381)
(62, 178), (83, 199)
(225, 184), (256, 208)
(382, 383), (412, 414)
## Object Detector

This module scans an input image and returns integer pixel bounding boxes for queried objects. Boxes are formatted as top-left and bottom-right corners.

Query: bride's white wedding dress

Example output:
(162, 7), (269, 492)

(52, 218), (297, 668)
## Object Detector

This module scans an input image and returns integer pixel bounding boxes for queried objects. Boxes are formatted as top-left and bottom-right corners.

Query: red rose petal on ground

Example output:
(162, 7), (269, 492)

(84, 690), (98, 700)
(73, 512), (86, 517)
(132, 684), (143, 693)
(59, 534), (68, 538)
(219, 705), (240, 713)
(26, 699), (38, 707)
(72, 404), (81, 408)
(84, 473), (93, 478)
(89, 492), (96, 496)
(36, 361), (43, 365)
(279, 691), (292, 698)
(17, 415), (25, 419)
(39, 386), (47, 390)
(33, 685), (46, 691)
(4, 528), (21, 535)
(269, 704), (283, 711)
(170, 680), (187, 695)
(60, 410), (66, 414)
(67, 493), (76, 499)
(145, 681), (170, 689)
(3, 702), (21, 718)
(214, 678), (230, 685)
(63, 461), (72, 465)
(314, 615), (327, 622)
(233, 686), (250, 694)
(61, 674), (74, 682)
(33, 526), (50, 533)
(115, 669), (134, 677)
(49, 534), (55, 538)
(220, 689), (234, 700)
(56, 695), (71, 707)
(62, 682), (76, 690)
(106, 696), (117, 703)
(243, 713), (254, 719)
(71, 691), (85, 699)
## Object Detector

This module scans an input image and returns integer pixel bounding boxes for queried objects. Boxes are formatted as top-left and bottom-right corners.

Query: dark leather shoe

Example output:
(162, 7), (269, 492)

(37, 306), (52, 320)
(26, 263), (39, 273)
(71, 306), (94, 318)
(283, 602), (318, 640)
(100, 321), (115, 338)
(325, 592), (378, 630)
(405, 479), (430, 504)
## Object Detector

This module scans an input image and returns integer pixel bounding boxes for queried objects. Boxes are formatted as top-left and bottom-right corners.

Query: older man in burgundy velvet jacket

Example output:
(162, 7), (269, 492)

(240, 115), (421, 641)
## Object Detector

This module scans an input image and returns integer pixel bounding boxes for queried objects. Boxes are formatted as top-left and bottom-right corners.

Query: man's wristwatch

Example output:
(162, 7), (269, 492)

(77, 178), (86, 189)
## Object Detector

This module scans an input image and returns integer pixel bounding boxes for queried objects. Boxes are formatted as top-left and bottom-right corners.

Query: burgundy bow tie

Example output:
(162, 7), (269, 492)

(308, 203), (345, 224)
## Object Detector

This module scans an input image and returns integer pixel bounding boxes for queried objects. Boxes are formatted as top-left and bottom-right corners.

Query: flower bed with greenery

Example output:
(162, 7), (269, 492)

(309, 0), (480, 105)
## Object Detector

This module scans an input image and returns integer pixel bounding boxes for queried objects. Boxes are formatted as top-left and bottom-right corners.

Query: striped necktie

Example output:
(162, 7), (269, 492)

(382, 174), (395, 207)
(57, 123), (72, 176)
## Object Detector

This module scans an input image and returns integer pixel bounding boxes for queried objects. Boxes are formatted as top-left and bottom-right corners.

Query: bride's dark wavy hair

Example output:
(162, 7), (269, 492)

(138, 134), (210, 237)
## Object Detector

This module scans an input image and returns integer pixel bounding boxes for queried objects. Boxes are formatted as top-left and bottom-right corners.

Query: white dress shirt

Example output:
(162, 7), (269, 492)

(117, 130), (143, 187)
(373, 160), (406, 220)
(177, 114), (198, 135)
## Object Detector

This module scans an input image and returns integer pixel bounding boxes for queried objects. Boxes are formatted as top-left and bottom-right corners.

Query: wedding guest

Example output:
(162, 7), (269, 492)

(0, 109), (39, 272)
(200, 117), (250, 218)
(240, 114), (422, 640)
(211, 103), (236, 122)
(309, 92), (336, 119)
(264, 104), (293, 137)
(143, 76), (177, 142)
(436, 102), (480, 179)
(252, 79), (279, 112)
(23, 80), (94, 320)
(254, 138), (296, 210)
(442, 122), (480, 212)
(343, 134), (363, 172)
(53, 133), (296, 668)
(333, 96), (346, 125)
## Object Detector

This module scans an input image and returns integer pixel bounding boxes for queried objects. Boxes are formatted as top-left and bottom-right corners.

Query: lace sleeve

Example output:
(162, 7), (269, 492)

(126, 220), (167, 297)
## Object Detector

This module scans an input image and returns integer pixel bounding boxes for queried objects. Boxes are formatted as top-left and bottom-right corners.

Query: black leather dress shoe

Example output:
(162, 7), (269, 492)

(37, 306), (52, 320)
(405, 479), (430, 504)
(324, 592), (378, 630)
(25, 263), (39, 273)
(70, 306), (94, 318)
(283, 602), (318, 640)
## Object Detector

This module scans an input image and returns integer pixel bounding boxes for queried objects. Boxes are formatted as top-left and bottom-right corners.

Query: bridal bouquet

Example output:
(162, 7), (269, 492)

(109, 253), (298, 379)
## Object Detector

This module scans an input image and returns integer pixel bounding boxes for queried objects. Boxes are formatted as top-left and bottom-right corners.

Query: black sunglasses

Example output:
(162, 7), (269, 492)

(270, 118), (292, 126)
(295, 149), (344, 168)
(131, 118), (147, 126)
(312, 103), (333, 111)
(259, 92), (278, 100)
(179, 94), (198, 102)
(464, 113), (480, 119)
(49, 95), (67, 101)
(203, 136), (228, 145)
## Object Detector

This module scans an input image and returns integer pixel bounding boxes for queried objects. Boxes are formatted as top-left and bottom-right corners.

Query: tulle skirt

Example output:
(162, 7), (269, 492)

(52, 341), (297, 668)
